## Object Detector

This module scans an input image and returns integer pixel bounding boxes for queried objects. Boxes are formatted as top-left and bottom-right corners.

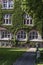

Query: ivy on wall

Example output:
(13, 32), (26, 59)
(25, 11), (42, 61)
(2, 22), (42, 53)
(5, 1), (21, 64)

(0, 4), (3, 25)
(0, 0), (42, 43)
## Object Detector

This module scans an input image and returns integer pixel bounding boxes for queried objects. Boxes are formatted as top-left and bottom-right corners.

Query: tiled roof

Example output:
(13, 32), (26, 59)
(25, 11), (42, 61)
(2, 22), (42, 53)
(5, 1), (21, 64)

(0, 27), (6, 30)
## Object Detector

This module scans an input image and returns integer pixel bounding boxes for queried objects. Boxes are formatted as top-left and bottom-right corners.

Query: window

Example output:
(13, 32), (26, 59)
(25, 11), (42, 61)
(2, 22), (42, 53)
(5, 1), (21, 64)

(17, 30), (26, 39)
(30, 19), (32, 24)
(1, 31), (11, 38)
(2, 0), (14, 9)
(24, 14), (33, 25)
(6, 42), (9, 46)
(1, 42), (5, 46)
(24, 19), (26, 24)
(29, 30), (38, 40)
(1, 42), (10, 46)
(27, 20), (29, 24)
(3, 14), (12, 25)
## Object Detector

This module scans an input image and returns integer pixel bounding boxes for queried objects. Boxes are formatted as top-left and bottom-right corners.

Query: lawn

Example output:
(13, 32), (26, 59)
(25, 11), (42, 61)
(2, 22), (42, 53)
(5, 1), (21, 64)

(0, 48), (27, 65)
(38, 64), (43, 65)
(39, 48), (43, 51)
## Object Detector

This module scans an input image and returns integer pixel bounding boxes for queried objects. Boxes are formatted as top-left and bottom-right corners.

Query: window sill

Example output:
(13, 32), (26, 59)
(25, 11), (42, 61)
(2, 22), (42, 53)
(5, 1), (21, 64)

(3, 24), (12, 26)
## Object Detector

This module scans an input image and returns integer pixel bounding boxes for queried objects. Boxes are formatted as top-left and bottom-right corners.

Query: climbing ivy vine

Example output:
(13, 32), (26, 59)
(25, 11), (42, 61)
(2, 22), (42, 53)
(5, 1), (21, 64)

(0, 0), (42, 43)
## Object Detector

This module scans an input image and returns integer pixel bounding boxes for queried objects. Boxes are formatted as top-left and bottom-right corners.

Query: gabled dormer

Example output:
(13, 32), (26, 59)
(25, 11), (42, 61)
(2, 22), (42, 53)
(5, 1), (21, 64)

(23, 13), (34, 26)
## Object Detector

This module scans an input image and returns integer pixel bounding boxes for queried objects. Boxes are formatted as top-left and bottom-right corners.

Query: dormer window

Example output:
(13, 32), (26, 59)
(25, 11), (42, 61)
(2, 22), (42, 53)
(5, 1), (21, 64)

(3, 14), (12, 25)
(2, 0), (14, 9)
(23, 14), (33, 26)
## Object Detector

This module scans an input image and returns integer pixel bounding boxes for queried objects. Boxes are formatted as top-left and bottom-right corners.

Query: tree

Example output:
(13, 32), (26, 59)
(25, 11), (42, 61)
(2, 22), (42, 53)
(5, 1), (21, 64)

(25, 0), (43, 37)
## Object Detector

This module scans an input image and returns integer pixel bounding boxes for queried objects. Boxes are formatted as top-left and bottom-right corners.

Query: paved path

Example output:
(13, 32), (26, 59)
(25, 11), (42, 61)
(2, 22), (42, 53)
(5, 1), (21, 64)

(13, 52), (36, 65)
(27, 48), (36, 52)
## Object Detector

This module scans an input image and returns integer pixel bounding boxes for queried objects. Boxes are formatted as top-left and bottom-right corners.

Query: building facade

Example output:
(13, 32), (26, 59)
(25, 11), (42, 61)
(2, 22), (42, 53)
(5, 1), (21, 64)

(0, 0), (43, 47)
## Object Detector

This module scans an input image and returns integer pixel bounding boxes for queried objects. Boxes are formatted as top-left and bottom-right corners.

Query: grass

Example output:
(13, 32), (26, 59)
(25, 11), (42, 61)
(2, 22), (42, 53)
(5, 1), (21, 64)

(38, 64), (43, 65)
(39, 48), (43, 51)
(0, 48), (27, 65)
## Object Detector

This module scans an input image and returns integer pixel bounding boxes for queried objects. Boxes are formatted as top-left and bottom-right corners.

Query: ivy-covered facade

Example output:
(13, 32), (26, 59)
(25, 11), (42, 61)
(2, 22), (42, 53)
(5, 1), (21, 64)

(0, 0), (43, 47)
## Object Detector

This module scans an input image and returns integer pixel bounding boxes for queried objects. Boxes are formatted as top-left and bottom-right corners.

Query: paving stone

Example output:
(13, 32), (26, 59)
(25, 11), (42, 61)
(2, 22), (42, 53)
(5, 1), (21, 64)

(13, 52), (36, 65)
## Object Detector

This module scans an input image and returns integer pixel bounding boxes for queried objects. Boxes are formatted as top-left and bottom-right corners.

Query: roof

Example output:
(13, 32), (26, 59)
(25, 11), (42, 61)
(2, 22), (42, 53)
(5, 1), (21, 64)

(0, 27), (6, 30)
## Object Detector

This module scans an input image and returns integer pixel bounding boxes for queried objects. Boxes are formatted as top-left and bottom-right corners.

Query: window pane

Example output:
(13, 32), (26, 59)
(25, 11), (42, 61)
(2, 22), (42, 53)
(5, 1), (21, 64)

(6, 19), (8, 24)
(24, 35), (26, 38)
(36, 36), (38, 39)
(1, 32), (4, 38)
(21, 31), (23, 34)
(30, 19), (32, 24)
(5, 31), (7, 38)
(6, 42), (9, 46)
(17, 35), (20, 38)
(8, 35), (10, 38)
(5, 35), (7, 38)
(29, 36), (31, 39)
(3, 4), (7, 8)
(24, 19), (26, 24)
(27, 15), (29, 18)
(36, 32), (38, 35)
(1, 43), (4, 46)
(6, 14), (8, 18)
(6, 43), (9, 46)
(27, 20), (29, 24)
(33, 36), (34, 39)
(21, 35), (23, 38)
(33, 32), (35, 35)
(9, 19), (11, 24)
(24, 32), (26, 35)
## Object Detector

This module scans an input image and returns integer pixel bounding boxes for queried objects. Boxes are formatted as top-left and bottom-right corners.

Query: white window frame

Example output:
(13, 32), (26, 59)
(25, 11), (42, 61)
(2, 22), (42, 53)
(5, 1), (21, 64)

(24, 14), (33, 26)
(2, 0), (14, 9)
(1, 31), (11, 38)
(3, 14), (12, 25)
(29, 30), (38, 40)
(17, 30), (26, 39)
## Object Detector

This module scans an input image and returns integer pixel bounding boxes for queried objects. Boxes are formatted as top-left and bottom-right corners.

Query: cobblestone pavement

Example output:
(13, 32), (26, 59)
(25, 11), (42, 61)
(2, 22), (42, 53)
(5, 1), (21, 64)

(13, 52), (36, 65)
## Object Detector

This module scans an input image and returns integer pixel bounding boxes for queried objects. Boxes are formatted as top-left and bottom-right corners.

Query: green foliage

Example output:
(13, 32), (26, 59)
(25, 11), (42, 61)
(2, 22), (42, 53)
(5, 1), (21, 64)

(26, 0), (43, 34)
(0, 48), (24, 65)
(0, 4), (3, 25)
(0, 0), (43, 43)
(12, 1), (23, 31)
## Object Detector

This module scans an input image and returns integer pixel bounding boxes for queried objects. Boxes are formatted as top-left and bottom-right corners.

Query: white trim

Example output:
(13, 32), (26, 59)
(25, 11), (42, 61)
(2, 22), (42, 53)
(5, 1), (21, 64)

(2, 0), (14, 9)
(16, 30), (27, 41)
(1, 31), (12, 40)
(23, 14), (33, 26)
(3, 14), (12, 25)
(29, 30), (38, 40)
